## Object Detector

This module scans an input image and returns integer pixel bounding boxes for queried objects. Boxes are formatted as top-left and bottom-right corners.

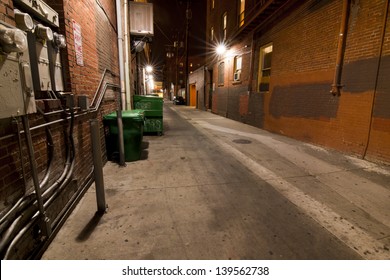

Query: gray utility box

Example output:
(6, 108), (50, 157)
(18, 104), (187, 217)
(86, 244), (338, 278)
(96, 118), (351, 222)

(0, 22), (36, 119)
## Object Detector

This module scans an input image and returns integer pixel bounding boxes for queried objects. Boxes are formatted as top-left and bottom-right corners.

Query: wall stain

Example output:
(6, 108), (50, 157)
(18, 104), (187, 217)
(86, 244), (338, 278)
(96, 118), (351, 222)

(270, 82), (339, 119)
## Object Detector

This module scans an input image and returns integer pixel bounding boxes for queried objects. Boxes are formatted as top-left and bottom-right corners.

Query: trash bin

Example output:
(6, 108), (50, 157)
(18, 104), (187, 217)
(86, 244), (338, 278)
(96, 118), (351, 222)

(133, 95), (163, 135)
(103, 110), (145, 162)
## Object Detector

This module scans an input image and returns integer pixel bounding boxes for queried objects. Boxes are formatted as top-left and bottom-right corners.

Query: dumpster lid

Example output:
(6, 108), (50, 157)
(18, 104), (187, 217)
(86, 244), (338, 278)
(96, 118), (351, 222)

(103, 110), (144, 121)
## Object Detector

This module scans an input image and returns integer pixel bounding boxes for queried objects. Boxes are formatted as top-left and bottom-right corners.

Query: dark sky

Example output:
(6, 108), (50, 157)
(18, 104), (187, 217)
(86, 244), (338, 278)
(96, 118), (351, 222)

(149, 0), (206, 74)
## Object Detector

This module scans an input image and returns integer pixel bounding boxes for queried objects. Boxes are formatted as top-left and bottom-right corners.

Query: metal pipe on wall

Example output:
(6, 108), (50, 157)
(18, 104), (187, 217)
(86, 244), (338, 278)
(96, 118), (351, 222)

(90, 119), (107, 214)
(330, 0), (351, 96)
(116, 0), (126, 109)
(21, 115), (51, 238)
(124, 0), (132, 110)
(115, 0), (126, 166)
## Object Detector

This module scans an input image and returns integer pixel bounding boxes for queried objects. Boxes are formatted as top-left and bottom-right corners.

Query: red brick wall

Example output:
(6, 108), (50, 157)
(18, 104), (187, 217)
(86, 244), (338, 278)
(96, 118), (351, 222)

(0, 0), (120, 259)
(365, 1), (390, 163)
(0, 0), (14, 25)
(208, 0), (390, 164)
(259, 0), (390, 163)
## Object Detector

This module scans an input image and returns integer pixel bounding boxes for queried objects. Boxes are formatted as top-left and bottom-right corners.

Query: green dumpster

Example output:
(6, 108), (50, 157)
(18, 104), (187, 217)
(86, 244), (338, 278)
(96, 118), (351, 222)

(103, 110), (145, 162)
(133, 95), (163, 135)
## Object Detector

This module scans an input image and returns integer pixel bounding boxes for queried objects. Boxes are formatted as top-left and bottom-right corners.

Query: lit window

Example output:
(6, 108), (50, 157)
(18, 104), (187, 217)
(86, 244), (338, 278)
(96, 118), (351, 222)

(233, 55), (242, 81)
(211, 27), (214, 41)
(239, 0), (245, 27)
(212, 0), (215, 9)
(222, 12), (227, 40)
(258, 43), (273, 91)
(218, 61), (225, 85)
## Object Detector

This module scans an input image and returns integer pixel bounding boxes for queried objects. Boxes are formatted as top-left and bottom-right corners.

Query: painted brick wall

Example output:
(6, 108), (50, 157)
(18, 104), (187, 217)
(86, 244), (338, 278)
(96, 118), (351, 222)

(208, 0), (390, 164)
(366, 2), (390, 163)
(259, 0), (390, 161)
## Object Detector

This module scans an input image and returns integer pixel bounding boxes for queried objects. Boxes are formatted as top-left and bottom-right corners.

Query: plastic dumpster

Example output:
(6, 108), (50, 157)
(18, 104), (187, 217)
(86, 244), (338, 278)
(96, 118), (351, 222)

(133, 95), (163, 135)
(103, 110), (145, 162)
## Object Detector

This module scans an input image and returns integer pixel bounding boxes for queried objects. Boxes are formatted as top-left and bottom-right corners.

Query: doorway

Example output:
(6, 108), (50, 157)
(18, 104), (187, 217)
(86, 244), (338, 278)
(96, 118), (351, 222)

(190, 84), (197, 107)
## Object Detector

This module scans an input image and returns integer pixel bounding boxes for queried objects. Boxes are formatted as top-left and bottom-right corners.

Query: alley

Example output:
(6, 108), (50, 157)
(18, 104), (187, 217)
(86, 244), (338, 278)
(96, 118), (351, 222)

(42, 103), (390, 260)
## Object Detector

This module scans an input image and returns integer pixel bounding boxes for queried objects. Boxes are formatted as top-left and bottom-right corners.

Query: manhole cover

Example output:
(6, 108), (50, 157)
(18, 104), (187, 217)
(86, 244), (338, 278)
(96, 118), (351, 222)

(232, 139), (252, 144)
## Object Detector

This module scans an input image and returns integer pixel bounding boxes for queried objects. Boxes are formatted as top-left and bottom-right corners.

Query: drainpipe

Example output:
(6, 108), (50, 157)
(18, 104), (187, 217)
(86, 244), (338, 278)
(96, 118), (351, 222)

(330, 0), (351, 96)
(247, 33), (256, 94)
(363, 0), (389, 159)
(116, 0), (126, 166)
(124, 0), (132, 110)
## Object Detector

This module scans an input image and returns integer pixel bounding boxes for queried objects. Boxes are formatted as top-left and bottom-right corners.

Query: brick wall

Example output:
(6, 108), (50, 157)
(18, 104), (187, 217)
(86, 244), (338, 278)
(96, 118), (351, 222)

(259, 0), (390, 162)
(0, 0), (14, 25)
(208, 0), (390, 164)
(0, 0), (120, 259)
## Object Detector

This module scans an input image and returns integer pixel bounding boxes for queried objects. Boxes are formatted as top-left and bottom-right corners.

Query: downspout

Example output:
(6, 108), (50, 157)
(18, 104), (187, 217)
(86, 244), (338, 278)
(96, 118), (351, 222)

(247, 33), (256, 94)
(124, 0), (132, 109)
(330, 0), (351, 96)
(363, 0), (389, 159)
(116, 0), (126, 166)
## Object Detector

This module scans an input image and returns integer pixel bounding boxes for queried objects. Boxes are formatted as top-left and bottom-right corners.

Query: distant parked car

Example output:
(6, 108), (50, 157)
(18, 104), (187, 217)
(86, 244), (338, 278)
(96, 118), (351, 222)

(173, 96), (185, 105)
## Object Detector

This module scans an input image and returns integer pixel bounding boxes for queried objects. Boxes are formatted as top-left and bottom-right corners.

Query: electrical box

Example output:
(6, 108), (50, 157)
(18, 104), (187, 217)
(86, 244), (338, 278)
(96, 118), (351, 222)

(0, 22), (36, 119)
(14, 0), (59, 28)
(15, 1), (67, 98)
(129, 2), (154, 37)
(35, 37), (52, 91)
(51, 49), (64, 91)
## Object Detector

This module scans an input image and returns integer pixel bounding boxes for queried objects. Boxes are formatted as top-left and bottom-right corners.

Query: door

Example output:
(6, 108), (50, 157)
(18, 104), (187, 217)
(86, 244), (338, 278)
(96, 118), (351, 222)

(190, 84), (197, 106)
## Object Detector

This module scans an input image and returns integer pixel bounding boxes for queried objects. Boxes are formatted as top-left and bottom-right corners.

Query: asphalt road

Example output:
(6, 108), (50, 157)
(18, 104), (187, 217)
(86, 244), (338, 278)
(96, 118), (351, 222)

(42, 102), (390, 260)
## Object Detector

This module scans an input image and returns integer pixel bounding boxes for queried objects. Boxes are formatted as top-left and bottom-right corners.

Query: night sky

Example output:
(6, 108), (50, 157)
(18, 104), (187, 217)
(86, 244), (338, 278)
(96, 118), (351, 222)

(149, 0), (206, 77)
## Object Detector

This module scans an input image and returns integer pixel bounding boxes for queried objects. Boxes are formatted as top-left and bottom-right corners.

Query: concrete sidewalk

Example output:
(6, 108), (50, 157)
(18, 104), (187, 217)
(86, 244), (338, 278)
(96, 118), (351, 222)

(42, 103), (390, 260)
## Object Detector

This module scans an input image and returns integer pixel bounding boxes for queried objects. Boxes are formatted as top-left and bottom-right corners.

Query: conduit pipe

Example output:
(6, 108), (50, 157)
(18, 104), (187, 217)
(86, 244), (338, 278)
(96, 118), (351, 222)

(0, 96), (76, 257)
(330, 0), (351, 96)
(21, 115), (51, 238)
(0, 122), (55, 234)
(4, 107), (79, 259)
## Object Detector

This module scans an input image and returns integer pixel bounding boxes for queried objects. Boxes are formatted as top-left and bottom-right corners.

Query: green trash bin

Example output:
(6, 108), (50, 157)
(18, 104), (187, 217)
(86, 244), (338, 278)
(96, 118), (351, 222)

(103, 110), (145, 162)
(133, 95), (163, 135)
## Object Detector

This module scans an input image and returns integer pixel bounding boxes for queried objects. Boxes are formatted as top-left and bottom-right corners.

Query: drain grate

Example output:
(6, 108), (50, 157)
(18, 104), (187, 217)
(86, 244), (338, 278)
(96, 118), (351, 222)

(232, 139), (252, 144)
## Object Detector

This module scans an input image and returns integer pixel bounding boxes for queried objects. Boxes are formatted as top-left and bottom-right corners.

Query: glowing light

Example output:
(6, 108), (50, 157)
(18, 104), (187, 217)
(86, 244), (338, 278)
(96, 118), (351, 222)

(216, 44), (226, 55)
(145, 65), (153, 73)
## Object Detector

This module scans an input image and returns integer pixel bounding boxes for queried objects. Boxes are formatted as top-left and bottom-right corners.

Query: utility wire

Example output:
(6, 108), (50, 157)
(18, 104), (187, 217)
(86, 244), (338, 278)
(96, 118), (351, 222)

(154, 21), (174, 43)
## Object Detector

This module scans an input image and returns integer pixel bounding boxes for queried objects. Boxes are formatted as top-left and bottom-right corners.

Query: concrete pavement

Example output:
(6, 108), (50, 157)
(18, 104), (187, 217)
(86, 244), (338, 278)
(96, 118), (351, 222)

(42, 102), (390, 260)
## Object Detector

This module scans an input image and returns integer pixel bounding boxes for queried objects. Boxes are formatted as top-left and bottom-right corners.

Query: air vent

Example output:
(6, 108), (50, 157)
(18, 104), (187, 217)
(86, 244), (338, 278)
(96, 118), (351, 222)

(129, 2), (154, 37)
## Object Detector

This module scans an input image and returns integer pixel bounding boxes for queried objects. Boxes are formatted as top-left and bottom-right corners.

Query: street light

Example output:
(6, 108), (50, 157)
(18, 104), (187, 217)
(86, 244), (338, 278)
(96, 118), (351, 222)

(146, 65), (153, 73)
(216, 43), (227, 55)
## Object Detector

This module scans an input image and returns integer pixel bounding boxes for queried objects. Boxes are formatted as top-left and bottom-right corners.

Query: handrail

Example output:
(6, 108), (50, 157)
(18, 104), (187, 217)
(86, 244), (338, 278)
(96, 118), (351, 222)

(89, 83), (120, 112)
(90, 68), (117, 108)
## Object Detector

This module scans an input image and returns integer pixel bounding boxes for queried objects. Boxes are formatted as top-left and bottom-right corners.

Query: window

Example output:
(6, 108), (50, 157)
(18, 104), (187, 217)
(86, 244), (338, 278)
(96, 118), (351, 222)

(239, 0), (245, 27)
(233, 55), (242, 82)
(258, 43), (272, 91)
(218, 62), (225, 85)
(210, 27), (214, 41)
(222, 12), (227, 40)
(212, 0), (215, 9)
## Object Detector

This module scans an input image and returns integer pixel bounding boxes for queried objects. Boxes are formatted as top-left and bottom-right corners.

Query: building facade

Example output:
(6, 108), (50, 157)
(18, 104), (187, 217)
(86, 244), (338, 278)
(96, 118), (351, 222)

(206, 0), (390, 164)
(0, 0), (121, 259)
